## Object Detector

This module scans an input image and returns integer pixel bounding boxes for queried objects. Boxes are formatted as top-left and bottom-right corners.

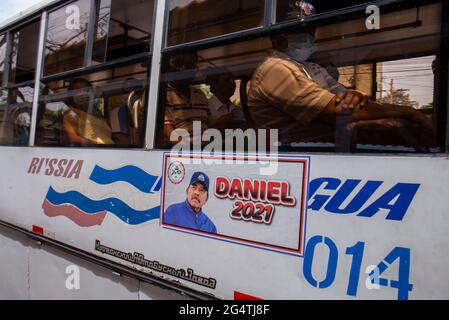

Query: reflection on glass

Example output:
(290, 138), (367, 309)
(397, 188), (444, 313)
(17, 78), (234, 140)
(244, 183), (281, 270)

(0, 34), (6, 82)
(9, 20), (40, 84)
(93, 0), (155, 63)
(158, 41), (268, 147)
(36, 63), (149, 147)
(44, 0), (91, 76)
(92, 0), (112, 63)
(167, 0), (264, 46)
(158, 3), (441, 153)
(0, 86), (34, 146)
(376, 57), (435, 109)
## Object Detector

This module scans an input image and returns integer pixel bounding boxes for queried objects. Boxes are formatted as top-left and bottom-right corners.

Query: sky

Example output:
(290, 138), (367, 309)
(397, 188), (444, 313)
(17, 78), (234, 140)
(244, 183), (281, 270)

(0, 0), (45, 23)
(382, 56), (435, 107)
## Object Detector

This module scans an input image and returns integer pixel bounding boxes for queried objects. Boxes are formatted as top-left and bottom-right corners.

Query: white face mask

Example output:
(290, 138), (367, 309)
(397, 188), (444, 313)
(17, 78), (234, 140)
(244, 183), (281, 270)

(286, 34), (316, 62)
(287, 47), (315, 62)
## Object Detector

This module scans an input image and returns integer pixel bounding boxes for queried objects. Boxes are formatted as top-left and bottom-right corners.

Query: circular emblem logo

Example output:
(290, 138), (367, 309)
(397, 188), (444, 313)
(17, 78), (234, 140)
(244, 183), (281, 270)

(168, 161), (185, 185)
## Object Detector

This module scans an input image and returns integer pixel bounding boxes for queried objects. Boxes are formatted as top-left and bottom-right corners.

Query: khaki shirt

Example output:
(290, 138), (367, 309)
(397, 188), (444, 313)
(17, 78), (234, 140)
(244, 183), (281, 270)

(63, 107), (115, 145)
(302, 62), (347, 94)
(165, 85), (209, 135)
(248, 52), (336, 143)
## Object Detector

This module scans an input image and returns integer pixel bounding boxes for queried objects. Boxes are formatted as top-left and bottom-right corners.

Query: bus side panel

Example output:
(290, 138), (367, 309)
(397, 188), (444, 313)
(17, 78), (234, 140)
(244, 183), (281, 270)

(0, 146), (448, 300)
(0, 225), (29, 299)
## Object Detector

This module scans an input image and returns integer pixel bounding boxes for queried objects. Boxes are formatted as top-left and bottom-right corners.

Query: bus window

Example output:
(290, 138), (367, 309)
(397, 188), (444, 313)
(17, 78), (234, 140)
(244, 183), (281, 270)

(36, 62), (149, 148)
(157, 39), (269, 148)
(9, 20), (40, 84)
(0, 86), (34, 146)
(167, 0), (264, 46)
(305, 2), (442, 152)
(376, 57), (436, 110)
(157, 2), (443, 153)
(92, 0), (155, 63)
(44, 0), (91, 76)
(0, 20), (39, 147)
(44, 0), (155, 76)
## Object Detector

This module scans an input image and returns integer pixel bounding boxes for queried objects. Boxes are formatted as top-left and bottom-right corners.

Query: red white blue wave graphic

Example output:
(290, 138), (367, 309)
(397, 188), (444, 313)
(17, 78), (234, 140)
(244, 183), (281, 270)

(42, 165), (161, 227)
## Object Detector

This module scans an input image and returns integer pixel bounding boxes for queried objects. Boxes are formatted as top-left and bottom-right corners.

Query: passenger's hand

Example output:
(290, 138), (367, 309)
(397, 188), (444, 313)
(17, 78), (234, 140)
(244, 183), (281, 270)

(408, 110), (435, 137)
(335, 90), (370, 113)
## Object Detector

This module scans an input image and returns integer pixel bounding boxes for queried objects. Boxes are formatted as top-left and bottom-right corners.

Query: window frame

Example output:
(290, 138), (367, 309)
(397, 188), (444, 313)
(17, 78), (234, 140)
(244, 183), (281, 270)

(33, 0), (160, 150)
(0, 0), (447, 153)
(0, 0), (160, 149)
(162, 0), (272, 50)
(0, 17), (42, 88)
(42, 0), (158, 79)
(0, 17), (42, 147)
(8, 19), (42, 87)
(35, 60), (152, 148)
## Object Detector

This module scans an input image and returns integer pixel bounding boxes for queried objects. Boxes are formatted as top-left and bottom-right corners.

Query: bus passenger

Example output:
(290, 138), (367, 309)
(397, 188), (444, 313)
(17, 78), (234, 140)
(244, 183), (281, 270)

(2, 88), (32, 146)
(205, 71), (247, 131)
(63, 79), (115, 146)
(164, 52), (209, 143)
(247, 31), (435, 148)
(107, 94), (132, 146)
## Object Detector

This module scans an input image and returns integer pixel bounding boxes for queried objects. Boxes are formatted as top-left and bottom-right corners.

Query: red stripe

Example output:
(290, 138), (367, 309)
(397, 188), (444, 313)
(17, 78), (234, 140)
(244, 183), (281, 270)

(42, 199), (107, 227)
(32, 225), (44, 235)
(234, 291), (263, 300)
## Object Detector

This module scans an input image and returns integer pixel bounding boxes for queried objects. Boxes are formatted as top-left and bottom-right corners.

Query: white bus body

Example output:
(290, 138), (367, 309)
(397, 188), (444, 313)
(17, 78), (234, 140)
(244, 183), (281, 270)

(1, 0), (448, 300)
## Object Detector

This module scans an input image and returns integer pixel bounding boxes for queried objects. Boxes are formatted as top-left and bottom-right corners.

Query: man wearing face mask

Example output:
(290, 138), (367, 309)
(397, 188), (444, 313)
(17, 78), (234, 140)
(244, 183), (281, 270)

(247, 1), (435, 148)
(247, 30), (371, 144)
(276, 1), (355, 96)
(274, 30), (364, 100)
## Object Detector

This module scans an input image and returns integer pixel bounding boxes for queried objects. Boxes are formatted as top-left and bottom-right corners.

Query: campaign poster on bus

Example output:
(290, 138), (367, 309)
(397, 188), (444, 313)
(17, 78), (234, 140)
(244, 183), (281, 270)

(161, 153), (310, 256)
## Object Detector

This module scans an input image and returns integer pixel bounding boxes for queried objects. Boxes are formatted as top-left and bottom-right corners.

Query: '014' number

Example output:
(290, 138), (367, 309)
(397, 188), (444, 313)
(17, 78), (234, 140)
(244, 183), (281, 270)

(231, 201), (275, 225)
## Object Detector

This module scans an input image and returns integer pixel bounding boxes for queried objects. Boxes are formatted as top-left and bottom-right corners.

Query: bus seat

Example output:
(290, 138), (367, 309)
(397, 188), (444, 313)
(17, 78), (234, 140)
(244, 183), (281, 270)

(239, 75), (255, 129)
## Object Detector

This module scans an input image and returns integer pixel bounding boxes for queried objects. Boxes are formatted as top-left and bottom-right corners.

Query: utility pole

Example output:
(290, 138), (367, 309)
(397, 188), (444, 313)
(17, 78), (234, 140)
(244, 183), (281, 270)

(390, 79), (394, 104)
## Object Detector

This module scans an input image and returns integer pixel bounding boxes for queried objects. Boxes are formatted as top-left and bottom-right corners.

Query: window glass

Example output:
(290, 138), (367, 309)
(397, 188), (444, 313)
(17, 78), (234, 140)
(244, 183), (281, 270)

(0, 21), (39, 147)
(36, 62), (149, 147)
(9, 20), (41, 84)
(167, 0), (264, 46)
(92, 0), (155, 63)
(157, 2), (442, 153)
(44, 0), (91, 76)
(0, 86), (34, 146)
(0, 34), (6, 83)
(156, 38), (269, 148)
(376, 56), (435, 109)
(44, 0), (155, 75)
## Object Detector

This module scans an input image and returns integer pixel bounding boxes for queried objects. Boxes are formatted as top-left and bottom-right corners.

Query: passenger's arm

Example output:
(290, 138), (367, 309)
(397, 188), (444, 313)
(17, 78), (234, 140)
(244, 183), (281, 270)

(335, 90), (370, 111)
(63, 115), (91, 145)
(318, 97), (434, 134)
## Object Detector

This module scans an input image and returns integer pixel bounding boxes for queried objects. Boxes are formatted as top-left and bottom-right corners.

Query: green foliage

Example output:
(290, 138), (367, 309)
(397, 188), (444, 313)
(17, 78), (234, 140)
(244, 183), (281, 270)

(380, 89), (419, 108)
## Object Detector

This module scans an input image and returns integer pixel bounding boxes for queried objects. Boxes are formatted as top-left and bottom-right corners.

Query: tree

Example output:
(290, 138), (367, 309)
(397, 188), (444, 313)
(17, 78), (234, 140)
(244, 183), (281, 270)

(380, 89), (419, 108)
(419, 102), (433, 115)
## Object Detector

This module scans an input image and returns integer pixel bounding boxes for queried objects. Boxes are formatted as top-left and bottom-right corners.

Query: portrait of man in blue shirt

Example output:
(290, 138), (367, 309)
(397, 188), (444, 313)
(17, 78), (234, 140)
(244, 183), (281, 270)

(164, 172), (217, 234)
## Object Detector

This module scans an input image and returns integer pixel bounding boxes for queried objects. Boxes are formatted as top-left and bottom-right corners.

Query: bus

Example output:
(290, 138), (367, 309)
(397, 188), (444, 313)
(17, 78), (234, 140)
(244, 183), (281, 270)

(0, 0), (448, 300)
